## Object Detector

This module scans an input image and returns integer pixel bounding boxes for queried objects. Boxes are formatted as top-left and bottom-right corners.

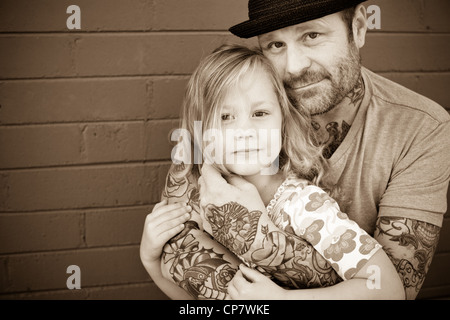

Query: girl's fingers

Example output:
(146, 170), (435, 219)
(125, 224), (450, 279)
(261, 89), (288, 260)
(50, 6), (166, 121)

(230, 270), (246, 290)
(148, 202), (191, 224)
(151, 201), (187, 218)
(152, 199), (168, 211)
(159, 222), (186, 242)
(238, 264), (263, 282)
(227, 281), (238, 300)
(146, 204), (192, 236)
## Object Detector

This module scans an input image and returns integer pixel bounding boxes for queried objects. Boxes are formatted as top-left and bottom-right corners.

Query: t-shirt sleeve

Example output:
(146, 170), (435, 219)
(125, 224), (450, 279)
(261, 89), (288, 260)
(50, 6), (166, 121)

(282, 185), (382, 280)
(378, 120), (450, 227)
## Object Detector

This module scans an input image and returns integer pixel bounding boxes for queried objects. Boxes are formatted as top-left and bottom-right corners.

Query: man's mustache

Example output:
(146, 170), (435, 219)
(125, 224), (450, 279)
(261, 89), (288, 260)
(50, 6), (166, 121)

(284, 69), (332, 90)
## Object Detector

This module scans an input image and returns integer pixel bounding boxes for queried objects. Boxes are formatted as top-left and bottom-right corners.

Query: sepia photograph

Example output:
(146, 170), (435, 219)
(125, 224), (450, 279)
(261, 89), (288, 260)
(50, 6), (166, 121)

(0, 0), (449, 306)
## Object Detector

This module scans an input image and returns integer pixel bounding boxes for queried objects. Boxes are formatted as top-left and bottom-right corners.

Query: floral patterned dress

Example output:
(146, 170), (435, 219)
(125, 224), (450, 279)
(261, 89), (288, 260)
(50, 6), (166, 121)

(266, 175), (382, 280)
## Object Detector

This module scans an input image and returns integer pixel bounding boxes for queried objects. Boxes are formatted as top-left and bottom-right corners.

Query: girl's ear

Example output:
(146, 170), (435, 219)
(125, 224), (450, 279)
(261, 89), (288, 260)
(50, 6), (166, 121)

(352, 4), (368, 49)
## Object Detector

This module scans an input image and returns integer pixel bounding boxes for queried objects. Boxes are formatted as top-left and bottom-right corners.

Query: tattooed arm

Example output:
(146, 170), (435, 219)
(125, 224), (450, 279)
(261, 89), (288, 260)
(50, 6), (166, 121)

(154, 163), (242, 300)
(374, 217), (441, 300)
(199, 165), (341, 289)
(201, 201), (341, 289)
(153, 163), (340, 299)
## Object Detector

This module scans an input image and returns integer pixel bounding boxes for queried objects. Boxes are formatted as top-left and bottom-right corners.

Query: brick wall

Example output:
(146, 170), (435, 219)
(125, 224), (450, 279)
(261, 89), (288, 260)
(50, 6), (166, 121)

(0, 0), (448, 300)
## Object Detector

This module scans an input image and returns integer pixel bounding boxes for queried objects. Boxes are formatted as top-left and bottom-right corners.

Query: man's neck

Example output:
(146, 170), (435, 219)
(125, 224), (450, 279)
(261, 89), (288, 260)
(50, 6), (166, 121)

(312, 75), (365, 159)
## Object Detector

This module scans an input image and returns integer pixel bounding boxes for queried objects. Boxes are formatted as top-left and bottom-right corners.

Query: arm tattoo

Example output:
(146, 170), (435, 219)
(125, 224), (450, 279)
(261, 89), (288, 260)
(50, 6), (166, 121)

(204, 202), (341, 289)
(205, 202), (261, 255)
(163, 221), (236, 300)
(160, 163), (340, 298)
(374, 216), (441, 299)
(160, 163), (238, 300)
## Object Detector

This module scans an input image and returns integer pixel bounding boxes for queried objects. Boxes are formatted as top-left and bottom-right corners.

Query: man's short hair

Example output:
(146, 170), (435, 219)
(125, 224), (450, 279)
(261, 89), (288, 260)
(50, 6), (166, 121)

(341, 6), (357, 41)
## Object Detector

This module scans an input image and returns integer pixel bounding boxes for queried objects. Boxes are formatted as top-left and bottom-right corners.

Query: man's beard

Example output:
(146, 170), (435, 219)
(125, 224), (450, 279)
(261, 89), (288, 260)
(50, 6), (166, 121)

(284, 42), (362, 116)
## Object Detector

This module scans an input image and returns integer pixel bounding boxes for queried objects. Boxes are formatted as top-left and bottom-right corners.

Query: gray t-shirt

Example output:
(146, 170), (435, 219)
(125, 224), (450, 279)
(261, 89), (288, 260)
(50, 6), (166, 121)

(328, 68), (450, 235)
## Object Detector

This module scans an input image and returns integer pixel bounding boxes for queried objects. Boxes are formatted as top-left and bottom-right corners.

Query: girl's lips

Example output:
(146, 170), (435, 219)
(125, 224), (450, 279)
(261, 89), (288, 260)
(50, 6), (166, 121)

(233, 149), (259, 153)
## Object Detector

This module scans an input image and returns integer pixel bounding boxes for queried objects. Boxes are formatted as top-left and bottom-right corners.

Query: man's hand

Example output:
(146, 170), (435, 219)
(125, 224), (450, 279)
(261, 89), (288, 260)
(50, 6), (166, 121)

(228, 265), (287, 300)
(198, 164), (266, 234)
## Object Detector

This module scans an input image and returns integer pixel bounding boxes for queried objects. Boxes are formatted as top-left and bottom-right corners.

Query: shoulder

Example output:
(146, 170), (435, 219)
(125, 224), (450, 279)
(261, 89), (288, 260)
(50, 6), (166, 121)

(363, 68), (449, 125)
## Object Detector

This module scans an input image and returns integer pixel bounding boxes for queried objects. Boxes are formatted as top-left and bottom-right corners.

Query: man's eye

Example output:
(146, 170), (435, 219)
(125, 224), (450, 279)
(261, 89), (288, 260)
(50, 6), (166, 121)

(307, 32), (319, 40)
(266, 41), (285, 52)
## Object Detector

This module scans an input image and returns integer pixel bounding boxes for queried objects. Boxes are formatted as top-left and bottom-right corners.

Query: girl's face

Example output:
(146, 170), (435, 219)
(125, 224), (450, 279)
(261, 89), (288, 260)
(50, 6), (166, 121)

(217, 67), (283, 177)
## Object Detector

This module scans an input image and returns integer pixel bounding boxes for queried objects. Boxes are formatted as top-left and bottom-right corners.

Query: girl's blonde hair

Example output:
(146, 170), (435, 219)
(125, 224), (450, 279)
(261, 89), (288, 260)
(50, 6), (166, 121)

(176, 44), (333, 193)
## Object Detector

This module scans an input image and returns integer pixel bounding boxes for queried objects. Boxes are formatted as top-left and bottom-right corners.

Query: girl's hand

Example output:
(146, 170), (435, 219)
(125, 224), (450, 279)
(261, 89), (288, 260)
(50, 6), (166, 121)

(228, 265), (287, 300)
(140, 200), (192, 267)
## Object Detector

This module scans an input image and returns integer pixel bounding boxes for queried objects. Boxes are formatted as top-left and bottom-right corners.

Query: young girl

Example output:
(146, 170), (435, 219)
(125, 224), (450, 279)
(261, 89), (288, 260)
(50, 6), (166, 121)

(140, 44), (404, 300)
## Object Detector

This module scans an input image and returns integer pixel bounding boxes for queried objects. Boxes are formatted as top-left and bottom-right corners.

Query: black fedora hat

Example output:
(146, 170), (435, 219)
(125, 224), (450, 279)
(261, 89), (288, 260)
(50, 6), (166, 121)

(230, 0), (367, 38)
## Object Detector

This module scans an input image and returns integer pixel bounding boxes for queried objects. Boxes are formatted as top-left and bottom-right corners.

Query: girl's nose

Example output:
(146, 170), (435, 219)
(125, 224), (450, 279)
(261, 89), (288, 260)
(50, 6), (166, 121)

(233, 127), (257, 140)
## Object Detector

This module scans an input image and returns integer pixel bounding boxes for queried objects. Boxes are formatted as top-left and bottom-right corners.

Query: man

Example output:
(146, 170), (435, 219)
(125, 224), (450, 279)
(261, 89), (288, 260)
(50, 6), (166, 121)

(140, 0), (450, 299)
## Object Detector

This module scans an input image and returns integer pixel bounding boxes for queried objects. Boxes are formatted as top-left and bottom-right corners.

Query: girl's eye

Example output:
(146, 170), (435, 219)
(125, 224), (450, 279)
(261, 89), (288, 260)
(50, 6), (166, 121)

(221, 114), (234, 121)
(253, 111), (268, 117)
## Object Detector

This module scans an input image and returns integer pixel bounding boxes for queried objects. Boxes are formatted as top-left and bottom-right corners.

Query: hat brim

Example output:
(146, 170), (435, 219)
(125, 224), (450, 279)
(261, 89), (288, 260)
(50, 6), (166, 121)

(229, 0), (367, 39)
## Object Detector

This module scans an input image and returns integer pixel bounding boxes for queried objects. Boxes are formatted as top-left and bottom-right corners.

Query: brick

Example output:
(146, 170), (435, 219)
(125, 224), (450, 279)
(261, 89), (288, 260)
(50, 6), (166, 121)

(0, 78), (150, 125)
(150, 77), (189, 119)
(0, 125), (83, 169)
(85, 205), (152, 247)
(83, 121), (146, 164)
(423, 0), (450, 32)
(0, 163), (170, 212)
(0, 257), (8, 292)
(153, 0), (247, 31)
(145, 119), (181, 161)
(2, 246), (149, 293)
(74, 33), (249, 77)
(0, 35), (74, 79)
(0, 122), (147, 169)
(379, 72), (450, 110)
(87, 282), (168, 300)
(0, 282), (167, 300)
(436, 218), (450, 253)
(0, 0), (153, 32)
(3, 33), (446, 79)
(1, 0), (448, 34)
(0, 288), (89, 300)
(417, 285), (450, 300)
(362, 34), (450, 72)
(0, 212), (83, 254)
(366, 0), (450, 33)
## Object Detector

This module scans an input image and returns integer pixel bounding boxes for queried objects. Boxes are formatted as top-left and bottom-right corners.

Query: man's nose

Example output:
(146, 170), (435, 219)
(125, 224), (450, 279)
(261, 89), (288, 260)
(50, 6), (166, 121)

(285, 45), (311, 77)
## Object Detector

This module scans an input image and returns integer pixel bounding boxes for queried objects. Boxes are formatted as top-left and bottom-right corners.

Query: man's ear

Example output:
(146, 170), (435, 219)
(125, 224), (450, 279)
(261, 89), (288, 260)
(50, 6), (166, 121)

(352, 4), (368, 49)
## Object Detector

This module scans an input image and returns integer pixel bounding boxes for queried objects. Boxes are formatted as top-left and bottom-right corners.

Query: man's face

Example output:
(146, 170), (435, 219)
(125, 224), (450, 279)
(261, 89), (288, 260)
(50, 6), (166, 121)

(258, 12), (361, 115)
